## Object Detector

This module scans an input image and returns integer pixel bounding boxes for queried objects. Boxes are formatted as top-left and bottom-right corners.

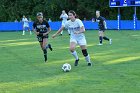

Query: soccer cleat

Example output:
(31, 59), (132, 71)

(74, 59), (79, 66)
(48, 44), (53, 51)
(97, 43), (103, 46)
(109, 39), (112, 44)
(59, 34), (62, 36)
(88, 62), (92, 66)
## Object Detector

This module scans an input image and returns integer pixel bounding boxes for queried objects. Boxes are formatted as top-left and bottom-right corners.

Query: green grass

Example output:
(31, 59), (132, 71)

(0, 30), (140, 93)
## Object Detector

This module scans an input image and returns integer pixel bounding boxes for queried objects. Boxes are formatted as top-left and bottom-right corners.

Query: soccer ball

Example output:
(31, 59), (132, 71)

(62, 63), (71, 72)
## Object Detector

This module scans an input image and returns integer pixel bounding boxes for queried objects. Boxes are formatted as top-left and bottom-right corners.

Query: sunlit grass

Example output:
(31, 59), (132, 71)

(104, 56), (140, 65)
(0, 41), (38, 47)
(0, 75), (82, 93)
(0, 31), (140, 93)
(0, 39), (28, 43)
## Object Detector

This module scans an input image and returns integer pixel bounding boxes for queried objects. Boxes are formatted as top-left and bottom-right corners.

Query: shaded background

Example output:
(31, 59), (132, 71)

(0, 0), (140, 22)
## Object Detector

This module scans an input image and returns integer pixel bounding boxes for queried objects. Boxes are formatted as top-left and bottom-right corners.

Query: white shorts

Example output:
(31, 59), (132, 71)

(62, 21), (67, 26)
(23, 24), (29, 28)
(70, 37), (87, 46)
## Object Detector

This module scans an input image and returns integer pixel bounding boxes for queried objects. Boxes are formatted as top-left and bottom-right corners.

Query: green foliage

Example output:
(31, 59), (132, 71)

(0, 0), (139, 21)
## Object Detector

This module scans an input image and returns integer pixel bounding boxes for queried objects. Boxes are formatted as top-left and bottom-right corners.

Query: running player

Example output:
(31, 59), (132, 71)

(59, 10), (70, 35)
(22, 15), (32, 35)
(52, 10), (92, 66)
(92, 10), (112, 45)
(33, 12), (52, 63)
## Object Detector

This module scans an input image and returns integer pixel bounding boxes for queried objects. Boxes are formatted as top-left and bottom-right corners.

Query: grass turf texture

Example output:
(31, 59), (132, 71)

(0, 30), (140, 93)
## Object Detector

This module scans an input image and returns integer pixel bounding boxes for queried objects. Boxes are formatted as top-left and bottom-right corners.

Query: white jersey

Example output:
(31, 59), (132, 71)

(60, 13), (68, 22)
(22, 18), (29, 27)
(63, 19), (87, 45)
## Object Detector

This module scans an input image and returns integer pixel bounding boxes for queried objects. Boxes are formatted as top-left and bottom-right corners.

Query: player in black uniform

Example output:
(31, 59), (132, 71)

(33, 12), (52, 62)
(92, 10), (112, 45)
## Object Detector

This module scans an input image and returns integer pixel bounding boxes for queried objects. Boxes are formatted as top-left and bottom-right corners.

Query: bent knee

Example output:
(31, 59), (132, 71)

(69, 47), (75, 52)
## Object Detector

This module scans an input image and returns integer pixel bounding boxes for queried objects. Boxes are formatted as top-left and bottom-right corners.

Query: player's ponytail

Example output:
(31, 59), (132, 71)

(75, 14), (79, 18)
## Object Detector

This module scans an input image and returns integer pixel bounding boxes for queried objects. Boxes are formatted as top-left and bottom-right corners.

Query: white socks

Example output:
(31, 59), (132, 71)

(72, 51), (91, 63)
(60, 30), (63, 34)
(22, 30), (25, 35)
(22, 30), (32, 35)
(30, 31), (32, 35)
(85, 54), (91, 63)
(71, 51), (79, 60)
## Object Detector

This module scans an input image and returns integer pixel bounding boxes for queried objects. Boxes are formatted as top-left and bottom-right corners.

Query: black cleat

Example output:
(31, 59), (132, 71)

(88, 62), (92, 66)
(48, 44), (52, 51)
(74, 59), (79, 66)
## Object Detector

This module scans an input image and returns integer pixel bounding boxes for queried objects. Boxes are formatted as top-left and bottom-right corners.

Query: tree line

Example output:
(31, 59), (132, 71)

(0, 0), (139, 22)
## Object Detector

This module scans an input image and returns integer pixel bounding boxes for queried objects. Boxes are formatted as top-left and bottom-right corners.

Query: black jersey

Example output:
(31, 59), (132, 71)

(96, 16), (105, 30)
(33, 20), (50, 34)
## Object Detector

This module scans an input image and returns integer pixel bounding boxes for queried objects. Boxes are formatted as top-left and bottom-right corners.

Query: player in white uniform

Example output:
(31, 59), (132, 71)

(22, 15), (32, 35)
(60, 10), (70, 35)
(52, 10), (92, 66)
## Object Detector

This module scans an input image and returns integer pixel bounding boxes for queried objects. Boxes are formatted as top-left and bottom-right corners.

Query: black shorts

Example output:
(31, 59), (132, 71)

(99, 29), (105, 32)
(37, 35), (48, 42)
(99, 27), (105, 32)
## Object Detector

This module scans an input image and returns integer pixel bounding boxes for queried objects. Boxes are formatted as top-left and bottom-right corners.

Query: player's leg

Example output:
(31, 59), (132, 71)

(42, 38), (48, 62)
(38, 36), (47, 62)
(98, 31), (103, 45)
(102, 31), (109, 41)
(46, 44), (53, 51)
(103, 31), (112, 44)
(42, 35), (52, 51)
(78, 38), (92, 66)
(39, 41), (47, 62)
(22, 26), (25, 35)
(70, 41), (79, 66)
(39, 42), (43, 50)
(80, 45), (92, 66)
(26, 23), (31, 35)
(60, 30), (63, 36)
(46, 37), (53, 51)
(27, 26), (32, 35)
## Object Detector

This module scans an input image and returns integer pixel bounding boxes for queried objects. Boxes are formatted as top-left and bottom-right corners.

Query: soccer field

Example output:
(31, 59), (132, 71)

(0, 30), (140, 93)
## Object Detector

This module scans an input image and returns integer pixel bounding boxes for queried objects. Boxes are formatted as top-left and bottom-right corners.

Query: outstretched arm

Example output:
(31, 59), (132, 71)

(52, 26), (65, 38)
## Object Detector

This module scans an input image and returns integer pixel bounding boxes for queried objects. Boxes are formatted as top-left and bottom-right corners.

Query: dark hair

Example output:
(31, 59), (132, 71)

(68, 10), (77, 17)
